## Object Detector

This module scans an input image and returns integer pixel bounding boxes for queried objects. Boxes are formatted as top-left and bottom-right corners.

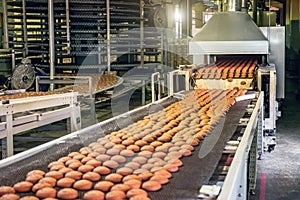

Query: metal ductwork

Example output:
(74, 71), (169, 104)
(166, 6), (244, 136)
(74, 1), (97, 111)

(189, 12), (269, 55)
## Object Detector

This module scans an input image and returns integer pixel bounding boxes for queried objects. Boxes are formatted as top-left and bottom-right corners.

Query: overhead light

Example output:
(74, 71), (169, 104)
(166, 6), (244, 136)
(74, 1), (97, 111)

(174, 7), (181, 22)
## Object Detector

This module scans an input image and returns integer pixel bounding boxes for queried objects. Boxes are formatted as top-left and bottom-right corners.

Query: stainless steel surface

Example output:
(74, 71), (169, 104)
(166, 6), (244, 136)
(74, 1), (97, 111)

(0, 92), (80, 158)
(168, 70), (179, 96)
(189, 12), (269, 55)
(192, 12), (267, 41)
(218, 92), (263, 200)
(257, 65), (277, 131)
(260, 27), (285, 99)
(151, 72), (161, 102)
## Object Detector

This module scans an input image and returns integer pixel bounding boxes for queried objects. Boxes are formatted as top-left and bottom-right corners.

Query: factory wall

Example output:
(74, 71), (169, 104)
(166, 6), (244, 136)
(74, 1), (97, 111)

(0, 1), (2, 48)
(285, 0), (300, 96)
(286, 0), (300, 59)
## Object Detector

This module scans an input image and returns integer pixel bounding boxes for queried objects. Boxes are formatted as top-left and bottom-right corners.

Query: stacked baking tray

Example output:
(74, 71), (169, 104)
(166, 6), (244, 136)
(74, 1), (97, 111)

(5, 0), (162, 72)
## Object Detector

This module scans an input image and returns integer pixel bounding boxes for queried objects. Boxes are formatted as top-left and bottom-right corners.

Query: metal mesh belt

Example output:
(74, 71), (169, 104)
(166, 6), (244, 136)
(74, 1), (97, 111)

(148, 99), (250, 200)
(0, 97), (178, 185)
(0, 97), (249, 200)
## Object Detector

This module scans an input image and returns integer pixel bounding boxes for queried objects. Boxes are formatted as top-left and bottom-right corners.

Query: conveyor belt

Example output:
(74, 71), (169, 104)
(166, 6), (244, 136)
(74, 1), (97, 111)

(195, 58), (258, 80)
(0, 90), (252, 200)
(0, 91), (67, 102)
(55, 74), (123, 96)
(0, 96), (179, 185)
(148, 99), (250, 199)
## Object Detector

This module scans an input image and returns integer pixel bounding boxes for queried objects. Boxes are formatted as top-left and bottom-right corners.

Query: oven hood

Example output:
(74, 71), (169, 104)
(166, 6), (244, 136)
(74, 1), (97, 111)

(189, 12), (269, 55)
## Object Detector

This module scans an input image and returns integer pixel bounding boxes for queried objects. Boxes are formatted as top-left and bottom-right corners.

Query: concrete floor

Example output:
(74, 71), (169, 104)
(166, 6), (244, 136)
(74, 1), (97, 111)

(251, 77), (300, 200)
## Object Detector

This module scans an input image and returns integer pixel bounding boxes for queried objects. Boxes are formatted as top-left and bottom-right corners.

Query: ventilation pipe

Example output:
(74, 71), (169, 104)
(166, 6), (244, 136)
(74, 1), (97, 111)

(48, 0), (55, 91)
(227, 0), (242, 11)
(180, 0), (192, 38)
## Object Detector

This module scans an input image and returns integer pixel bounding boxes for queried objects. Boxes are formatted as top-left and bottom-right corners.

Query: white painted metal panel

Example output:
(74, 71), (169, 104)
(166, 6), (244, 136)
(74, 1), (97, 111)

(189, 41), (269, 55)
(260, 27), (285, 99)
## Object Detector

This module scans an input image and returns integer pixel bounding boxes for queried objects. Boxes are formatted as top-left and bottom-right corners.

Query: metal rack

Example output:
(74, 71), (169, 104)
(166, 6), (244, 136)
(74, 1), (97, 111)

(4, 0), (163, 72)
(0, 92), (81, 158)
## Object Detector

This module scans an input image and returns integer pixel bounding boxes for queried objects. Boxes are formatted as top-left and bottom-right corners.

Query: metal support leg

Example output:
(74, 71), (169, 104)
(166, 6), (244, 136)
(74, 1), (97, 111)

(238, 156), (248, 200)
(22, 0), (28, 56)
(1, 139), (6, 159)
(11, 50), (16, 71)
(168, 71), (176, 96)
(48, 0), (55, 91)
(175, 74), (179, 92)
(257, 108), (264, 158)
(142, 80), (146, 105)
(70, 103), (81, 132)
(269, 69), (276, 131)
(88, 98), (96, 125)
(151, 72), (161, 102)
(249, 130), (258, 193)
(140, 0), (145, 67)
(2, 0), (9, 49)
(35, 76), (40, 92)
(106, 0), (111, 72)
(6, 114), (14, 157)
(66, 0), (71, 55)
(185, 70), (190, 91)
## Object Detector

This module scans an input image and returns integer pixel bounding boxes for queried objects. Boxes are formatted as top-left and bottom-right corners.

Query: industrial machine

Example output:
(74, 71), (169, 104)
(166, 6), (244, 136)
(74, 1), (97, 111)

(10, 58), (35, 90)
(165, 10), (284, 199)
(188, 11), (283, 140)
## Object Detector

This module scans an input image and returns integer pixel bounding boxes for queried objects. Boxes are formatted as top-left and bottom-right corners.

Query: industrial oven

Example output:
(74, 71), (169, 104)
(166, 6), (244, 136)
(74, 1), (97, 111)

(188, 11), (283, 133)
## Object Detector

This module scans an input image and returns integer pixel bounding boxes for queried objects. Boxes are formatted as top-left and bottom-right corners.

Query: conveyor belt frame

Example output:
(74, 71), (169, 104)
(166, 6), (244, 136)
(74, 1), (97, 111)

(218, 92), (263, 199)
(0, 92), (81, 158)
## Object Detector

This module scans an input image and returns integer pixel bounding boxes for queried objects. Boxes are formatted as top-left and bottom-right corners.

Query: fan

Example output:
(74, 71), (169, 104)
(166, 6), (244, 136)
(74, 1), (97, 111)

(153, 8), (167, 28)
(11, 58), (35, 90)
